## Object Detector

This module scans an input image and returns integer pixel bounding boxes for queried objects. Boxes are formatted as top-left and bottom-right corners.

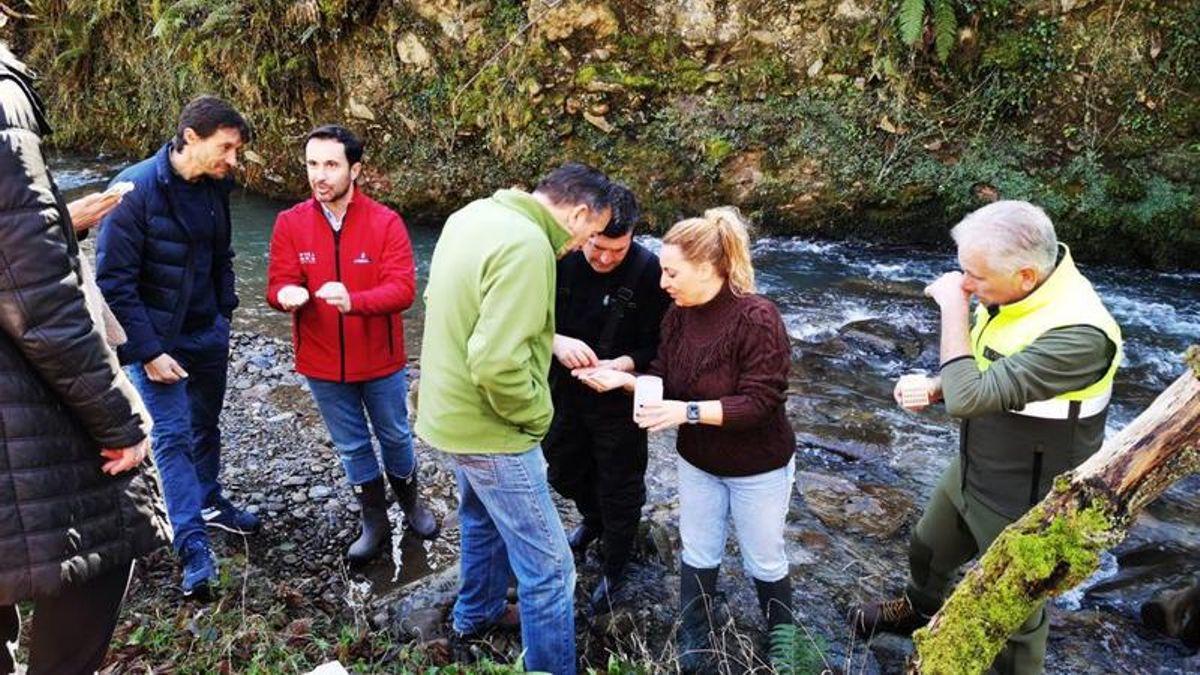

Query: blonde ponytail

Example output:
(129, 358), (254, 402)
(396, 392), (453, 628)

(705, 207), (755, 295)
(663, 206), (757, 296)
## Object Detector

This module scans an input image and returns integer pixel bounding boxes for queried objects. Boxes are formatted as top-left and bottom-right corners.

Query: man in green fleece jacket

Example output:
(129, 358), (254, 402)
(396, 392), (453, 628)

(854, 200), (1122, 674)
(416, 163), (616, 675)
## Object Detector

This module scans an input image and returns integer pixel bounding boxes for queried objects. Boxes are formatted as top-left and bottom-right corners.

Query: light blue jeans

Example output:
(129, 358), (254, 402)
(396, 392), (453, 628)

(450, 446), (577, 675)
(305, 368), (416, 485)
(677, 455), (796, 581)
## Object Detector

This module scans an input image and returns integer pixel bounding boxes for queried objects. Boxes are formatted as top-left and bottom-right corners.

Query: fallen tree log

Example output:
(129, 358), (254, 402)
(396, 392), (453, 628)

(909, 346), (1200, 674)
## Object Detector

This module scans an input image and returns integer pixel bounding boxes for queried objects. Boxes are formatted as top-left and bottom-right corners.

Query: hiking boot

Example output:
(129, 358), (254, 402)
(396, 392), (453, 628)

(348, 476), (391, 566)
(180, 536), (217, 601)
(203, 495), (261, 535)
(853, 594), (930, 637)
(567, 523), (602, 556)
(387, 472), (440, 540)
(456, 603), (521, 639)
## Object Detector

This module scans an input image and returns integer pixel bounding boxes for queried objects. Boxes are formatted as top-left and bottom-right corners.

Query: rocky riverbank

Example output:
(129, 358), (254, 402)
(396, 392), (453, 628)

(104, 329), (1200, 673)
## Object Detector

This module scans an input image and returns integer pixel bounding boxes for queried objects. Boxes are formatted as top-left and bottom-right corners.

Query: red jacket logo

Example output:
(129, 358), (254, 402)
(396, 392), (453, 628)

(299, 251), (316, 265)
(352, 252), (372, 264)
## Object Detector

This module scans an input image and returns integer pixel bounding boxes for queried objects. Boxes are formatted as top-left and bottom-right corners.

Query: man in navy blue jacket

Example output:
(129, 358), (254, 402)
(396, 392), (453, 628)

(97, 95), (259, 599)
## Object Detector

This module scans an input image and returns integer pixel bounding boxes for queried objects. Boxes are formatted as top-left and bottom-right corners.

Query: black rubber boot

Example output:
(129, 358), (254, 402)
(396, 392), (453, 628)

(589, 565), (628, 614)
(387, 472), (440, 540)
(567, 522), (602, 556)
(348, 477), (391, 566)
(678, 563), (719, 674)
(754, 576), (794, 633)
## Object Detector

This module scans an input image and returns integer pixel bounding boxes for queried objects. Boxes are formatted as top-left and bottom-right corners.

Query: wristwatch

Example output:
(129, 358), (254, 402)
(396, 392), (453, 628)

(685, 401), (700, 424)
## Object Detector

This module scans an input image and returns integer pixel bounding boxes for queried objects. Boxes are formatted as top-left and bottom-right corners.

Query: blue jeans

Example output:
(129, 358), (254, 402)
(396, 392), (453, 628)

(126, 317), (229, 553)
(677, 455), (795, 581)
(305, 368), (416, 485)
(451, 447), (576, 675)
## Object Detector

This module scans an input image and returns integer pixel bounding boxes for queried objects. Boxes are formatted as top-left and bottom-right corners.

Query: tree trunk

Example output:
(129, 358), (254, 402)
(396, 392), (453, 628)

(909, 346), (1200, 674)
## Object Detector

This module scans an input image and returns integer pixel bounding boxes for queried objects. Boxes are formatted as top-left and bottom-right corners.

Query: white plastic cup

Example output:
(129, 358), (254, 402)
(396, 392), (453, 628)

(633, 375), (664, 421)
(898, 373), (931, 409)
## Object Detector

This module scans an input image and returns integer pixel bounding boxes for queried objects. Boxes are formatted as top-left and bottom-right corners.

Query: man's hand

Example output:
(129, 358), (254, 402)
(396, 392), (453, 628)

(553, 335), (598, 369)
(893, 374), (943, 412)
(100, 437), (150, 475)
(596, 356), (635, 373)
(144, 353), (188, 383)
(635, 400), (688, 432)
(277, 285), (310, 311)
(315, 281), (351, 313)
(67, 191), (123, 232)
(573, 367), (634, 393)
(926, 271), (973, 364)
(924, 271), (970, 311)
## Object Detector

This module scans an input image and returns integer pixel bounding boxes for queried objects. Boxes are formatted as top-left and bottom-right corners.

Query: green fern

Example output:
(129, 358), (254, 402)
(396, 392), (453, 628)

(932, 0), (958, 62)
(898, 0), (926, 46)
(897, 0), (959, 62)
(768, 624), (827, 675)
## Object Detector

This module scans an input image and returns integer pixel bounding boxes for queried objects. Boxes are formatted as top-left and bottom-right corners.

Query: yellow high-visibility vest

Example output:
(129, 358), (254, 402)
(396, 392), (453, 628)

(969, 244), (1123, 420)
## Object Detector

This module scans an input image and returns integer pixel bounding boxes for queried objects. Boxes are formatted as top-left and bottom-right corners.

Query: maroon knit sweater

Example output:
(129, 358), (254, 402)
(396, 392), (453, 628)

(649, 284), (795, 476)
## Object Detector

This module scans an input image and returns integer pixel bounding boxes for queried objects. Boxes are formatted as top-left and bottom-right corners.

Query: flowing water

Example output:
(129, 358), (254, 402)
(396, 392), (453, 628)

(54, 155), (1200, 671)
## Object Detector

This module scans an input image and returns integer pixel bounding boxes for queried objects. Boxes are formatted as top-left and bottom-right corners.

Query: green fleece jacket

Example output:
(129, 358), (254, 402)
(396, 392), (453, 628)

(415, 189), (571, 453)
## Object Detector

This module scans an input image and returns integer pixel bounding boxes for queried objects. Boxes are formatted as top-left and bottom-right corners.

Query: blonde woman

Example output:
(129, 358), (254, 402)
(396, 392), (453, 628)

(579, 207), (795, 670)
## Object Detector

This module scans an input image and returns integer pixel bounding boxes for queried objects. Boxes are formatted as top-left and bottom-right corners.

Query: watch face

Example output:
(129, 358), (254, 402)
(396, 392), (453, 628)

(687, 403), (700, 421)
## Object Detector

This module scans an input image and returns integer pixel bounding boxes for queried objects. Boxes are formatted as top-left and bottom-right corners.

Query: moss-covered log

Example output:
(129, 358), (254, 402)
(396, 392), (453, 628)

(909, 347), (1200, 674)
(3, 1), (1199, 267)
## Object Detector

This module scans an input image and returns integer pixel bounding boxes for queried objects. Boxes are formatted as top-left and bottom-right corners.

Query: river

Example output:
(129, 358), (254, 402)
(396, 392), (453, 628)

(53, 155), (1200, 672)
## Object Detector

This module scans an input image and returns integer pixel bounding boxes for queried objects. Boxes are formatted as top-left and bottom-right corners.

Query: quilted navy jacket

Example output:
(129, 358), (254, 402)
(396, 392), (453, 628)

(95, 142), (238, 365)
(0, 49), (169, 604)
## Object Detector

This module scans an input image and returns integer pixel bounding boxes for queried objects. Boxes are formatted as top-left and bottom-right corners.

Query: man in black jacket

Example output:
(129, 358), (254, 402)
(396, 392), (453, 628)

(0, 44), (169, 674)
(544, 185), (669, 612)
(97, 95), (258, 599)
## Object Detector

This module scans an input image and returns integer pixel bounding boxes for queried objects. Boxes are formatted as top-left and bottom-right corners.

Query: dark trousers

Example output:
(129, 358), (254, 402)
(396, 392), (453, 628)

(544, 392), (648, 575)
(906, 459), (1048, 675)
(1, 560), (134, 675)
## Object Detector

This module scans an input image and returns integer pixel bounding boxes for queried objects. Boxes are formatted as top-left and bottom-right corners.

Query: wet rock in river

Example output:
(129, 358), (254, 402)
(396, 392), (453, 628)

(836, 276), (928, 301)
(795, 430), (887, 462)
(1140, 577), (1200, 648)
(838, 318), (924, 360)
(796, 471), (912, 537)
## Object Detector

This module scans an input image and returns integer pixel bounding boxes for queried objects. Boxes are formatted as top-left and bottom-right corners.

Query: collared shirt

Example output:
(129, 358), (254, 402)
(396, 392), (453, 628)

(321, 202), (344, 232)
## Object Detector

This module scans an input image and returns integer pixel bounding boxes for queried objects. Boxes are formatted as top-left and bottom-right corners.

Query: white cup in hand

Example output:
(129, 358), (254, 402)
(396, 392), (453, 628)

(278, 285), (310, 310)
(633, 375), (663, 421)
(898, 373), (931, 409)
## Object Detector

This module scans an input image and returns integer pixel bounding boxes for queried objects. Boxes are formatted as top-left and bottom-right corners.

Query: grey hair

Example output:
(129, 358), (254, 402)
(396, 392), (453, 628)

(950, 200), (1058, 277)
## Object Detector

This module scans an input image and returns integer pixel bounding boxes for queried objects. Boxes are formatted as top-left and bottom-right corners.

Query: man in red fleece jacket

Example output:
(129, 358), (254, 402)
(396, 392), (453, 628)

(267, 125), (438, 566)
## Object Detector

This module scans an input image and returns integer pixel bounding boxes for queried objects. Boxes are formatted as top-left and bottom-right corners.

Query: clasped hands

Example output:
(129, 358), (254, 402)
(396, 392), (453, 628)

(277, 282), (351, 313)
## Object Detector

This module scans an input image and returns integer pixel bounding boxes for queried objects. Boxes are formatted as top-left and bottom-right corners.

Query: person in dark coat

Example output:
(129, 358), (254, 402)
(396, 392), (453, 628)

(0, 43), (170, 675)
(544, 184), (669, 612)
(96, 94), (257, 600)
